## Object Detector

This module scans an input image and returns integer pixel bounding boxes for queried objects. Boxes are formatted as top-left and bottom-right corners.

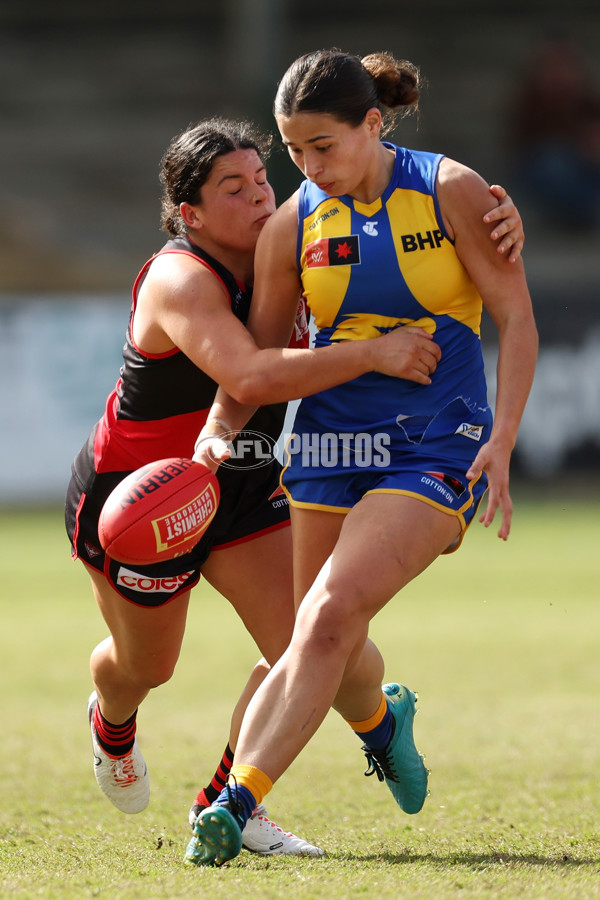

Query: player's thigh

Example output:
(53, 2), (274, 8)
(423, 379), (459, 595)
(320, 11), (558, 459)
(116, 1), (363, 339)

(289, 506), (346, 609)
(313, 492), (461, 623)
(200, 525), (295, 663)
(88, 566), (191, 672)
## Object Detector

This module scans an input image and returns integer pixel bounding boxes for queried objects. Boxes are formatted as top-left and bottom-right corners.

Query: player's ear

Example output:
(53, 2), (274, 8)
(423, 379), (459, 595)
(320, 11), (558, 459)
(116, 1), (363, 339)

(364, 108), (382, 138)
(180, 201), (205, 230)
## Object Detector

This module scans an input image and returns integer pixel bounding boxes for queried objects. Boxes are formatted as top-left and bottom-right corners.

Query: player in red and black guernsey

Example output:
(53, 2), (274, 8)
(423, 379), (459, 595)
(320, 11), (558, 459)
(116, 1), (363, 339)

(73, 232), (304, 524)
(64, 117), (526, 856)
(65, 120), (326, 856)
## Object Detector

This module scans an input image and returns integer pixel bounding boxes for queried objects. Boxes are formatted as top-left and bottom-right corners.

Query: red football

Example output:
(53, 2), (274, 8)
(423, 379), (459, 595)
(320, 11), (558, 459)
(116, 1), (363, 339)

(99, 458), (220, 566)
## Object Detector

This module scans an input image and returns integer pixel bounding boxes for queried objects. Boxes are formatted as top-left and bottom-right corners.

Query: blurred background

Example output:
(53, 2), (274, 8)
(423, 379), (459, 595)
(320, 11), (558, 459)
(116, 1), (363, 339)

(1, 0), (599, 502)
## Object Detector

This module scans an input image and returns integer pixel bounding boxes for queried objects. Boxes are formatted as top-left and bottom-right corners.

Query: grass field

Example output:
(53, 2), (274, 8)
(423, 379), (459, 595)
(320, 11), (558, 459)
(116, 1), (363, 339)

(1, 486), (599, 898)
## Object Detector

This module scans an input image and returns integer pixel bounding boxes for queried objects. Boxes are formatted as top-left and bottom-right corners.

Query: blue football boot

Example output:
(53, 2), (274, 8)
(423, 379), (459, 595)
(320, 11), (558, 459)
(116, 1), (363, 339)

(362, 682), (429, 814)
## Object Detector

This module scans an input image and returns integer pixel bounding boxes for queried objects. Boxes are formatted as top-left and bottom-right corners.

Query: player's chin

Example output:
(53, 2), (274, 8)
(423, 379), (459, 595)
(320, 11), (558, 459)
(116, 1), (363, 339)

(314, 180), (336, 194)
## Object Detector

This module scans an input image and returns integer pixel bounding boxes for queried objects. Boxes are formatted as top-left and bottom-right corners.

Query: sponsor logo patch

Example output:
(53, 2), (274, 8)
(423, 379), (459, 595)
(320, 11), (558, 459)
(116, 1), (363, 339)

(420, 475), (455, 504)
(116, 568), (195, 594)
(455, 423), (484, 442)
(400, 230), (445, 252)
(308, 206), (340, 230)
(305, 235), (360, 268)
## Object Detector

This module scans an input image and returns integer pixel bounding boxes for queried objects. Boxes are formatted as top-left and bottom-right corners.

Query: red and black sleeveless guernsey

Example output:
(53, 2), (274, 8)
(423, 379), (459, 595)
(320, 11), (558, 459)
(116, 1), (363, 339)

(66, 235), (309, 596)
(89, 234), (295, 475)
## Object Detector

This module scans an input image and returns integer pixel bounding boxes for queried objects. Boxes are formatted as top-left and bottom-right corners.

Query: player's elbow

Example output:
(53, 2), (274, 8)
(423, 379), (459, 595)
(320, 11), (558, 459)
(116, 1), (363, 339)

(218, 352), (293, 405)
(232, 371), (280, 406)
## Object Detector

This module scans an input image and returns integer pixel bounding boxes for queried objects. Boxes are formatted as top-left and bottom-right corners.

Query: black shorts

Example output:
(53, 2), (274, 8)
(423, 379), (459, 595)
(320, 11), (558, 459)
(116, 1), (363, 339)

(65, 459), (290, 608)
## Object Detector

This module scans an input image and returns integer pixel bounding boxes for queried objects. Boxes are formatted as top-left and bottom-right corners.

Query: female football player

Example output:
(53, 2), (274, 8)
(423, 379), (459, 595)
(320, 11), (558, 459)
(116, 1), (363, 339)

(186, 50), (537, 866)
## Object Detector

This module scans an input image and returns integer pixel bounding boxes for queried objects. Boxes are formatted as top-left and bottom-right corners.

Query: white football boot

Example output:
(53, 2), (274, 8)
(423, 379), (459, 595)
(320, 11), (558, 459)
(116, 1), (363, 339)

(87, 692), (150, 814)
(241, 805), (324, 856)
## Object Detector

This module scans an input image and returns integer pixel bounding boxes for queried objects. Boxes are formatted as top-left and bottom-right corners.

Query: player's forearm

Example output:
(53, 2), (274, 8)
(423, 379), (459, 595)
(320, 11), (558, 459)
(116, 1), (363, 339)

(202, 394), (256, 442)
(489, 315), (538, 449)
(198, 336), (377, 448)
(226, 340), (378, 407)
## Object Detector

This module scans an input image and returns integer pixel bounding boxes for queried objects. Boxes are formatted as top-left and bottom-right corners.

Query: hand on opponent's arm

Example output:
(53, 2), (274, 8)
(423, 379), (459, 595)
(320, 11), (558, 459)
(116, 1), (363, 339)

(484, 184), (525, 263)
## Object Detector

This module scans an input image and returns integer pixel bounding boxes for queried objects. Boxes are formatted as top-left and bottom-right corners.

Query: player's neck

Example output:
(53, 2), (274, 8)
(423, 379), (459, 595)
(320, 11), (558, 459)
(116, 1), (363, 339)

(349, 143), (395, 205)
(188, 232), (255, 286)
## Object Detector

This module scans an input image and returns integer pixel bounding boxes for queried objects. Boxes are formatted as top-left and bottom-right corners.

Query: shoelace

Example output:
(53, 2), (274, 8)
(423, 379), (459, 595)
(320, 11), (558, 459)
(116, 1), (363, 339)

(112, 753), (138, 785)
(362, 744), (398, 782)
(221, 774), (246, 829)
(252, 810), (290, 837)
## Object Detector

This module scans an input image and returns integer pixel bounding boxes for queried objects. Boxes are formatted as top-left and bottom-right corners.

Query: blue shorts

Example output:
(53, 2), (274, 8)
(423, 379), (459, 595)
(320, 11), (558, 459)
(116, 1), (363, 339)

(280, 396), (490, 549)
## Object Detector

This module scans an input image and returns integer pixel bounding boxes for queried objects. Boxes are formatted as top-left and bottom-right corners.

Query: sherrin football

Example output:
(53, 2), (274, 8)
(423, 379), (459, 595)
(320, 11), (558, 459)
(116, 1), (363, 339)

(99, 457), (220, 566)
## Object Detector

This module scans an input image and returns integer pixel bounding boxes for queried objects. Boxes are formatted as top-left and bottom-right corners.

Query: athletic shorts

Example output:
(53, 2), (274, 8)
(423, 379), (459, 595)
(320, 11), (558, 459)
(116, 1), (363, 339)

(65, 458), (290, 608)
(280, 396), (491, 550)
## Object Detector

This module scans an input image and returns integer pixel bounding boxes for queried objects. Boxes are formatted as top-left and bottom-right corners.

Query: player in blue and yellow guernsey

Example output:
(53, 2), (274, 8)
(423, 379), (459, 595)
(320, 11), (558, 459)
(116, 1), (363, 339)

(289, 145), (493, 521)
(185, 50), (538, 868)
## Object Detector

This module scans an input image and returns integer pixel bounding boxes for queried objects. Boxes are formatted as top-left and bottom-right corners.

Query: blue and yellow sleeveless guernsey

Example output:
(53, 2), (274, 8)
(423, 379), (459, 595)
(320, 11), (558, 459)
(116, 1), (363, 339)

(281, 143), (492, 541)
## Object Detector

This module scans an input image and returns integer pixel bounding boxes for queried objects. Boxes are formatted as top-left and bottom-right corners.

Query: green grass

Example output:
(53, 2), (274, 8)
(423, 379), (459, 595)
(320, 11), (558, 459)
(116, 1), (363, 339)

(1, 488), (599, 898)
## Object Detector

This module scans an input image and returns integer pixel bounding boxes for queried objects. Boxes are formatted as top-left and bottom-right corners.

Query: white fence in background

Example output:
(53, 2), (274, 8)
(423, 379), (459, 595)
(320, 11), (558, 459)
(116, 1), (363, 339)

(1, 297), (599, 503)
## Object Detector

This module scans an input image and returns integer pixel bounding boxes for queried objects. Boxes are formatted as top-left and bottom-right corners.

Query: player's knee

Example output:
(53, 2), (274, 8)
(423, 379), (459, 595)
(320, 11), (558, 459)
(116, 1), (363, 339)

(296, 587), (365, 657)
(137, 656), (178, 689)
(116, 650), (179, 691)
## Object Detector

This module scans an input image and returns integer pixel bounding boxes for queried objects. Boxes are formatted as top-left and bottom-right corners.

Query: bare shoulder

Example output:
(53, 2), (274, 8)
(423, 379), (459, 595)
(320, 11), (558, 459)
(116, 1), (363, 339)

(143, 249), (219, 293)
(133, 247), (232, 352)
(274, 189), (300, 220)
(249, 190), (303, 337)
(437, 157), (488, 194)
(437, 157), (507, 257)
(254, 190), (300, 265)
(140, 248), (229, 312)
(437, 158), (494, 232)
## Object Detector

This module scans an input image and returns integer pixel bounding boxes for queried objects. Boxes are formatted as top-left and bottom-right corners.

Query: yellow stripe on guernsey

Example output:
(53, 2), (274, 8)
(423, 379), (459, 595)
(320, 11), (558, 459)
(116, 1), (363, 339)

(386, 188), (483, 335)
(300, 198), (354, 331)
(331, 313), (436, 342)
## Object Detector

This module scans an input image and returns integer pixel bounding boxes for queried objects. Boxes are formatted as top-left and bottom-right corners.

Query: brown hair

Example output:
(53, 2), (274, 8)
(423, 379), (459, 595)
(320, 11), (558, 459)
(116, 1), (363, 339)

(273, 49), (420, 132)
(159, 118), (273, 235)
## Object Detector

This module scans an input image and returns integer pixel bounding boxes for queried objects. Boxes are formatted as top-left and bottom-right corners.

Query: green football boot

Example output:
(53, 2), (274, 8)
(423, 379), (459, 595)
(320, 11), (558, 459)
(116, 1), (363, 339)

(184, 804), (243, 867)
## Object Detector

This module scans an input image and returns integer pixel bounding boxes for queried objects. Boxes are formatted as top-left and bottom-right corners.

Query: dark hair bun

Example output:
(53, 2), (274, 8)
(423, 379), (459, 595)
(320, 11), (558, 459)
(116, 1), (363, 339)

(361, 53), (420, 110)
